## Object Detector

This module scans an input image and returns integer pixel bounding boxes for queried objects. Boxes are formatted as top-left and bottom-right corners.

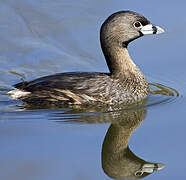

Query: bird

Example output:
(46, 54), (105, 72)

(8, 10), (164, 107)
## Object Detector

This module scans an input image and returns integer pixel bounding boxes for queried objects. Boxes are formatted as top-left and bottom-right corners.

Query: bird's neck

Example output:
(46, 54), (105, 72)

(103, 46), (141, 77)
(102, 45), (149, 94)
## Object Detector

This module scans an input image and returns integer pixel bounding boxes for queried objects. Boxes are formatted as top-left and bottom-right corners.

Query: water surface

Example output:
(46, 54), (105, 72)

(0, 0), (186, 180)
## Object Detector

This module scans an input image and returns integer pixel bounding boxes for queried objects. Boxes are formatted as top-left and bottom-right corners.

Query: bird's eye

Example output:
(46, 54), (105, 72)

(135, 171), (144, 176)
(133, 21), (142, 28)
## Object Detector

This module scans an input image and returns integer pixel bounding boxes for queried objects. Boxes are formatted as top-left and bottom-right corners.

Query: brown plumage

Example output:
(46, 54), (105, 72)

(8, 11), (164, 107)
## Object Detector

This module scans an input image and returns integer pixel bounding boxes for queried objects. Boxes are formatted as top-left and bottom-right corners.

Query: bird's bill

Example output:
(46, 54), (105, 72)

(140, 24), (165, 35)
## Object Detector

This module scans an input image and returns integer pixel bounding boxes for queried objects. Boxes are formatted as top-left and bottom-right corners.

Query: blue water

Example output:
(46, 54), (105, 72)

(0, 0), (186, 179)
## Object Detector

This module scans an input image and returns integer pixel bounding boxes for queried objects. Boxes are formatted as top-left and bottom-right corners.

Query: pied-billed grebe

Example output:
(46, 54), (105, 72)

(8, 11), (164, 106)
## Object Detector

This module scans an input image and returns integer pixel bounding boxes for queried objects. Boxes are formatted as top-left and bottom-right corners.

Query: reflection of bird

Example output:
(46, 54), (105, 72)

(8, 11), (164, 107)
(102, 108), (165, 179)
(48, 96), (164, 179)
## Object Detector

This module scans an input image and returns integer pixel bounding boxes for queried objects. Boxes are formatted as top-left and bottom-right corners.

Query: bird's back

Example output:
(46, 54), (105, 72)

(10, 72), (119, 106)
(9, 71), (148, 107)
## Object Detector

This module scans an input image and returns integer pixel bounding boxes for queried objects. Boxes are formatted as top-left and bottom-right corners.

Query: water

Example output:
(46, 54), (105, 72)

(0, 0), (186, 179)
